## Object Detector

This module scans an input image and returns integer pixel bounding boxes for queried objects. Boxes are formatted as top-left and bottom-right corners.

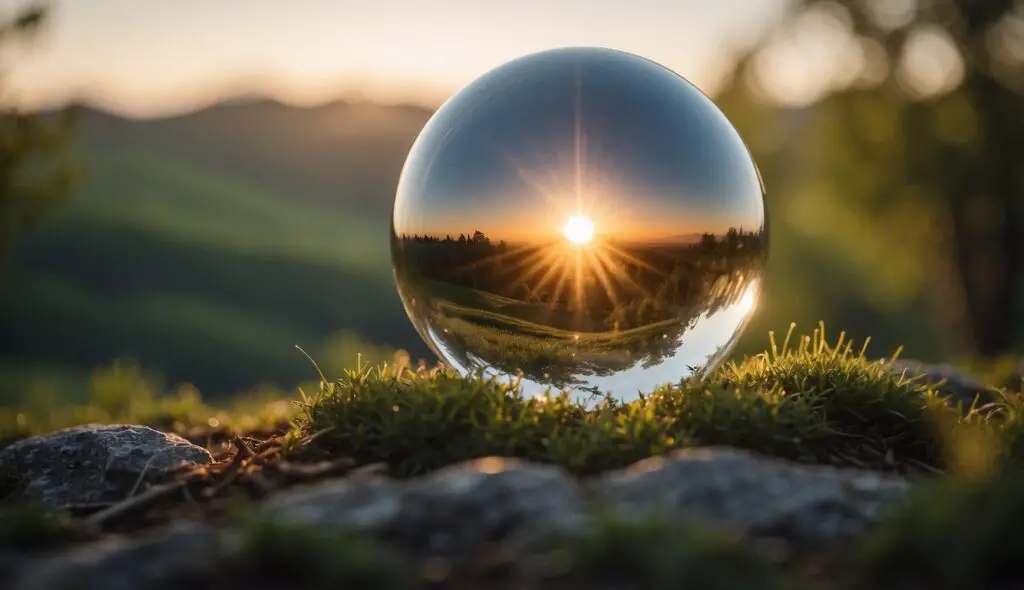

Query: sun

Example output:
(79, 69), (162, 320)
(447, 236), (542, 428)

(563, 214), (595, 245)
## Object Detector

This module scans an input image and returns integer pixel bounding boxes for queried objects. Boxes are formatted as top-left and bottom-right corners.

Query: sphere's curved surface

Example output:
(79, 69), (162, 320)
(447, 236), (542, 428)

(392, 47), (767, 402)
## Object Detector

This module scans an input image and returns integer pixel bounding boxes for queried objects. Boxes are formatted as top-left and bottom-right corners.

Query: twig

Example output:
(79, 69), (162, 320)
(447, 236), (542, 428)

(181, 483), (198, 505)
(200, 437), (251, 499)
(86, 480), (185, 527)
(348, 462), (389, 479)
(252, 445), (282, 462)
(300, 426), (336, 446)
(245, 471), (276, 495)
(126, 451), (166, 499)
(830, 450), (869, 469)
(905, 457), (945, 476)
(201, 466), (244, 499)
(231, 435), (254, 459)
(272, 458), (355, 480)
(247, 435), (280, 453)
(64, 502), (115, 517)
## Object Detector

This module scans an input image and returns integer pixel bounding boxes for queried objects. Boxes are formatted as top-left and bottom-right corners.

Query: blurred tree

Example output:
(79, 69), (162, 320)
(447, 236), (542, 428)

(723, 0), (1024, 357)
(0, 3), (78, 265)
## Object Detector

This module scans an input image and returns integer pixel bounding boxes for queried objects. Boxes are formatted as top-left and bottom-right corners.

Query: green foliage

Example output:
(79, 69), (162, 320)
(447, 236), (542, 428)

(722, 0), (1024, 357)
(858, 471), (1024, 589)
(0, 5), (79, 263)
(298, 325), (1007, 477)
(552, 510), (791, 590)
(0, 358), (298, 446)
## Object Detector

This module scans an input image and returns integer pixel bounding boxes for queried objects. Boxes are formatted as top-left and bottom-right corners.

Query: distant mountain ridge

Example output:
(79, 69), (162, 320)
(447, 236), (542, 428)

(69, 98), (435, 217)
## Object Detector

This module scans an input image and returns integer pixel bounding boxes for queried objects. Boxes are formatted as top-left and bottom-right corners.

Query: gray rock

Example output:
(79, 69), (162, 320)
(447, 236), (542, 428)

(260, 476), (402, 532)
(0, 424), (212, 508)
(0, 553), (39, 589)
(261, 457), (588, 560)
(389, 457), (588, 557)
(11, 522), (220, 590)
(890, 359), (994, 408)
(590, 447), (910, 544)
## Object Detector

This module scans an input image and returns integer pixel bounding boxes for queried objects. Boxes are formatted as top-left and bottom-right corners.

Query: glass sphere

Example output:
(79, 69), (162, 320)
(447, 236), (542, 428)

(391, 47), (767, 403)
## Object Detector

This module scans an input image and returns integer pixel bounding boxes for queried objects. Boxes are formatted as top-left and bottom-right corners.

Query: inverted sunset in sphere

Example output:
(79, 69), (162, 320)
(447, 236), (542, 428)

(391, 47), (768, 402)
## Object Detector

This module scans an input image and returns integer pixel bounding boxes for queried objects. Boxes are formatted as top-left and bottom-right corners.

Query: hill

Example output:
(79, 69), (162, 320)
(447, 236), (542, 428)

(73, 100), (433, 217)
(1, 100), (435, 402)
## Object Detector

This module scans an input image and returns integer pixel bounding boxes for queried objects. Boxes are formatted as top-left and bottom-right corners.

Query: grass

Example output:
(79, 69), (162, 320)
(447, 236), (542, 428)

(0, 358), (298, 449)
(2, 324), (1024, 588)
(296, 324), (1016, 477)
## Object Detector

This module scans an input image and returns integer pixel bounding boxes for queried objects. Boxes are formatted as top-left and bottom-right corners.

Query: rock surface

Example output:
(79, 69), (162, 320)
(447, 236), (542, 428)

(264, 457), (589, 559)
(0, 424), (212, 508)
(264, 451), (909, 550)
(890, 359), (994, 408)
(590, 446), (910, 543)
(261, 476), (403, 532)
(2, 428), (920, 588)
(388, 457), (589, 556)
(10, 523), (220, 590)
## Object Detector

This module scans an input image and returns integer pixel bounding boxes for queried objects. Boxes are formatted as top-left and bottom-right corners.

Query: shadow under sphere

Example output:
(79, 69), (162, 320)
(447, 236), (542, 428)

(391, 47), (768, 403)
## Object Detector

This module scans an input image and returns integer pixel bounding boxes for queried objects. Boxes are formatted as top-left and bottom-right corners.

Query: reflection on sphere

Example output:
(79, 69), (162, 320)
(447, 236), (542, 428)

(391, 47), (768, 403)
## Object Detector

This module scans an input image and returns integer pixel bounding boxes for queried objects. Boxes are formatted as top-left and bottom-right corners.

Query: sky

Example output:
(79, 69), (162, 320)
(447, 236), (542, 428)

(3, 0), (790, 118)
(393, 47), (765, 243)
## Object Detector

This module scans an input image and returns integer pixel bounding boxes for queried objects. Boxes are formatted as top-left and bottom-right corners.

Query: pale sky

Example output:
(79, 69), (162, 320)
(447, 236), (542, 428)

(3, 0), (791, 118)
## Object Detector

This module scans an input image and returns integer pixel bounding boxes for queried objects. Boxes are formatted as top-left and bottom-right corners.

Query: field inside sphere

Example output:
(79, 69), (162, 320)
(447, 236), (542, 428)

(391, 47), (768, 403)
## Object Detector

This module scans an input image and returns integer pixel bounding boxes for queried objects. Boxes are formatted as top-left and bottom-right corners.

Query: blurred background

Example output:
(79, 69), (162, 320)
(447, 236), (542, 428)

(0, 0), (1021, 409)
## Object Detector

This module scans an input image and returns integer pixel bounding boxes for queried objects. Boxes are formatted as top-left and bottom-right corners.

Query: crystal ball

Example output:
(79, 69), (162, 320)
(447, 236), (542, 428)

(391, 47), (768, 402)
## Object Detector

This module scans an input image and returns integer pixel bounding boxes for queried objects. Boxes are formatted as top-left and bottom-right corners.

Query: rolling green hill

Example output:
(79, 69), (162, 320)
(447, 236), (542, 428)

(2, 105), (435, 402)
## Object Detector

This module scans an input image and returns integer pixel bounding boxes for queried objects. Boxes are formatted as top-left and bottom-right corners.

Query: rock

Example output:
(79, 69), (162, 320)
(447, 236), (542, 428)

(262, 457), (588, 560)
(0, 425), (212, 508)
(388, 457), (588, 558)
(10, 522), (220, 590)
(0, 553), (38, 589)
(261, 476), (402, 532)
(890, 359), (994, 408)
(590, 447), (910, 544)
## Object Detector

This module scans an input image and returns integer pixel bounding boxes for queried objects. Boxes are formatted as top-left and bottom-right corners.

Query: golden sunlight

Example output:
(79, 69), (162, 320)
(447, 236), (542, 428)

(737, 281), (759, 315)
(563, 214), (595, 246)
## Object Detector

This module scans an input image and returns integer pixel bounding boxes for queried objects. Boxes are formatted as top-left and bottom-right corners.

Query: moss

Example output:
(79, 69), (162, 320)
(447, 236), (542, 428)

(297, 325), (1007, 477)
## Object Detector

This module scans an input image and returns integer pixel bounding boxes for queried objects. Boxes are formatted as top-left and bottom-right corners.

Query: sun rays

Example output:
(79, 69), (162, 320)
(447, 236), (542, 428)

(470, 231), (661, 316)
